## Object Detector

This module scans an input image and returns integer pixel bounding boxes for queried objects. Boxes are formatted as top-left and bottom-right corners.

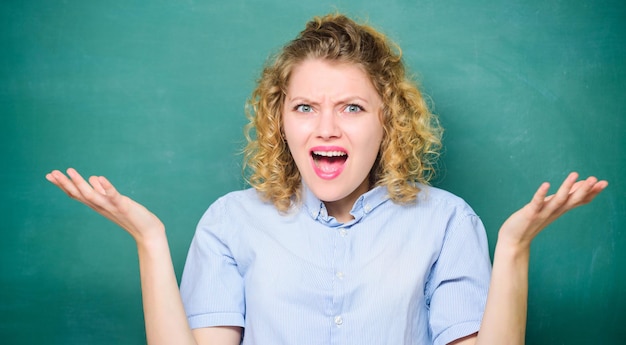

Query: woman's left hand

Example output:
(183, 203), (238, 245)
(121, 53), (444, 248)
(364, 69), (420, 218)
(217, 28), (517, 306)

(498, 172), (608, 250)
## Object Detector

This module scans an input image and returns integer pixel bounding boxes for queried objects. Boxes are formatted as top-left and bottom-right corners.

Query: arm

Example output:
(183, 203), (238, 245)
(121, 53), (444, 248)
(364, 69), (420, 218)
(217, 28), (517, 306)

(471, 172), (607, 345)
(46, 168), (242, 345)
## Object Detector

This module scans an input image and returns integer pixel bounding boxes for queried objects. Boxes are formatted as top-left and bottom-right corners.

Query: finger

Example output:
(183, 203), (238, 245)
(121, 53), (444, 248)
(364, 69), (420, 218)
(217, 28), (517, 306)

(576, 178), (608, 205)
(89, 175), (107, 195)
(528, 182), (551, 212)
(97, 176), (122, 200)
(568, 180), (588, 194)
(549, 172), (579, 208)
(47, 169), (82, 199)
(46, 169), (69, 186)
(45, 170), (59, 184)
(593, 180), (609, 192)
(558, 176), (595, 209)
(66, 168), (100, 202)
(589, 180), (609, 201)
(45, 170), (63, 187)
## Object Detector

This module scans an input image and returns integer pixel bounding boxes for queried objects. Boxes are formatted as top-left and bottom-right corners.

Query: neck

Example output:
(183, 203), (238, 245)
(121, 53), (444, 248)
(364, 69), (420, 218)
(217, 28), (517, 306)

(323, 178), (371, 223)
(324, 201), (355, 223)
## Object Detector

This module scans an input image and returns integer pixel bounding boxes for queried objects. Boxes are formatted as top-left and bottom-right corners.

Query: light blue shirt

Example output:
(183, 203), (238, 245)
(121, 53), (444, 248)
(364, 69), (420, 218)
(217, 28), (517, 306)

(180, 184), (492, 345)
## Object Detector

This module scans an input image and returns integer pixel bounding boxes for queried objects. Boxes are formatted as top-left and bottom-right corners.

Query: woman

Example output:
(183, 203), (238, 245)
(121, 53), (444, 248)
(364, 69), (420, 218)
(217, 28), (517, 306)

(46, 14), (607, 345)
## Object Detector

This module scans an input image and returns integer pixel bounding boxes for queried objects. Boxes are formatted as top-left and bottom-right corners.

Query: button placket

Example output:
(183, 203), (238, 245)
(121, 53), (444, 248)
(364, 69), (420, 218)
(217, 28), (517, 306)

(334, 315), (343, 326)
(331, 226), (348, 335)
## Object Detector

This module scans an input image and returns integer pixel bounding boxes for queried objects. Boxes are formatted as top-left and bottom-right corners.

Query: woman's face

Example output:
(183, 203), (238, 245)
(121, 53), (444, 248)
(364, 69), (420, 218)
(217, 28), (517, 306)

(282, 58), (384, 218)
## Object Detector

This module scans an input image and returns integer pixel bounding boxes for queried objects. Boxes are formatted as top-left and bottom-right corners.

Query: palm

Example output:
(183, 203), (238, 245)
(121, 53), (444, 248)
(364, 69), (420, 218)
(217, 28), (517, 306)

(499, 172), (608, 248)
(46, 168), (164, 241)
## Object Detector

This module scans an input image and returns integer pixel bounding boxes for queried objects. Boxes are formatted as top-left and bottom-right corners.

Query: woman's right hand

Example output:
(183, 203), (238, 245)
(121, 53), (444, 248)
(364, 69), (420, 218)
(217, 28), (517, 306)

(46, 168), (165, 243)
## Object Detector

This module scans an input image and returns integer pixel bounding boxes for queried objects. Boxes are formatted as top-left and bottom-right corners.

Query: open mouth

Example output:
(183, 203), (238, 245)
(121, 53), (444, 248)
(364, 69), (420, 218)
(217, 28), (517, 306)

(311, 150), (348, 175)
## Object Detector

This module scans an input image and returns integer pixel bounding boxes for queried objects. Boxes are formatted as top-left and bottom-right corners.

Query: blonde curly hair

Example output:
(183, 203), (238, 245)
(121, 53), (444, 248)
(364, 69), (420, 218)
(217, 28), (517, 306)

(243, 13), (442, 212)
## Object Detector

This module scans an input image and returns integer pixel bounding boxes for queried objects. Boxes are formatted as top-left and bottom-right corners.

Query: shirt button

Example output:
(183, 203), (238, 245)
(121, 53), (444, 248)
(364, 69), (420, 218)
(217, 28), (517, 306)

(334, 315), (343, 326)
(336, 271), (344, 279)
(339, 229), (348, 237)
(364, 204), (372, 213)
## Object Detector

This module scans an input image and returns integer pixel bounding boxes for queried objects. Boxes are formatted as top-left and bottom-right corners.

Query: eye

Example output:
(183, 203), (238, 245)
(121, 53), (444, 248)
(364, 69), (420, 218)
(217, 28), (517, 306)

(344, 104), (364, 113)
(295, 104), (313, 113)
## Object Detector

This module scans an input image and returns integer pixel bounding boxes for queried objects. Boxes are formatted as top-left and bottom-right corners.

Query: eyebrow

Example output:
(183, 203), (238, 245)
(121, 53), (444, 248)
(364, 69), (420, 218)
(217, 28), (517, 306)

(285, 95), (371, 105)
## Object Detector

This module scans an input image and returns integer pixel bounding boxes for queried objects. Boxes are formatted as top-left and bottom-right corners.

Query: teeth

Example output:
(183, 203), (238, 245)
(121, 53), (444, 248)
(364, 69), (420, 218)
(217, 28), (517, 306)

(313, 151), (347, 157)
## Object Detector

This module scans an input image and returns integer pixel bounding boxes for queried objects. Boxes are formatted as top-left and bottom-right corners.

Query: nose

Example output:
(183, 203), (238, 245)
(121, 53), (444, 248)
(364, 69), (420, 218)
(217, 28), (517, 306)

(315, 108), (341, 139)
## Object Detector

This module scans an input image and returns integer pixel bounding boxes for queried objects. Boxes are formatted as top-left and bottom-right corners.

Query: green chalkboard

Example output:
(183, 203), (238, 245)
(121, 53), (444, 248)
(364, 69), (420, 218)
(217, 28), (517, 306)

(1, 0), (624, 344)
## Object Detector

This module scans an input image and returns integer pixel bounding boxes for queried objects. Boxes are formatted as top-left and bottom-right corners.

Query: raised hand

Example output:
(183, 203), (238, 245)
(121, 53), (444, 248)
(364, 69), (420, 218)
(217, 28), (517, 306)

(46, 168), (165, 243)
(498, 172), (608, 249)
(476, 172), (608, 345)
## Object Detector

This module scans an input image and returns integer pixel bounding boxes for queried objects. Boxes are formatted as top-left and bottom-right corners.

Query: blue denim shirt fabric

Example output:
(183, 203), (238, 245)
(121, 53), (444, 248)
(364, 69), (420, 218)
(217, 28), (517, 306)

(180, 184), (491, 345)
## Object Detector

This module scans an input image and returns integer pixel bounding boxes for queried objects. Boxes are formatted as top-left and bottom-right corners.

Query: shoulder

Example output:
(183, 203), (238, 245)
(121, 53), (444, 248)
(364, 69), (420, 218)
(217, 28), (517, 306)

(374, 184), (482, 238)
(196, 187), (279, 232)
(415, 185), (488, 252)
(206, 187), (271, 211)
(413, 184), (478, 217)
(198, 188), (288, 232)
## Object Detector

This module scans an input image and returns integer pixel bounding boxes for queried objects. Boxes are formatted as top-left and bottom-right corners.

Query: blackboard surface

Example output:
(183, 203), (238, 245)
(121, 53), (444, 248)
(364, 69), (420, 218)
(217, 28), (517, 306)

(1, 0), (624, 344)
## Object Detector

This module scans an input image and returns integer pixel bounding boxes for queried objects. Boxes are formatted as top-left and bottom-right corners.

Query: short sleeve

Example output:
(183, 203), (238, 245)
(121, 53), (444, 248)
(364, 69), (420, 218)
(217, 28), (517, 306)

(179, 197), (245, 329)
(426, 211), (492, 345)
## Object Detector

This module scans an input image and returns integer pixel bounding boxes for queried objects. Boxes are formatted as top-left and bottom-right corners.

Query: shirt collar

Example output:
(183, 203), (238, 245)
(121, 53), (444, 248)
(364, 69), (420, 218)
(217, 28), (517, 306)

(302, 183), (390, 227)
